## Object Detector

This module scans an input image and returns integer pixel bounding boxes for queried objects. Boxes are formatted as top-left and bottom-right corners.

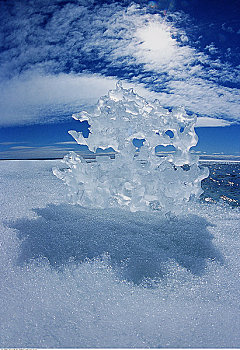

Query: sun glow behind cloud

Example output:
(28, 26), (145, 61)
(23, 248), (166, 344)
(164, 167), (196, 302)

(132, 19), (240, 122)
(136, 22), (175, 65)
(133, 18), (195, 74)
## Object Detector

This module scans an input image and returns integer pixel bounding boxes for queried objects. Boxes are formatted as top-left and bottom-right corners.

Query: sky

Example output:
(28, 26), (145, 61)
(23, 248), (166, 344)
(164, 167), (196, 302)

(0, 0), (239, 159)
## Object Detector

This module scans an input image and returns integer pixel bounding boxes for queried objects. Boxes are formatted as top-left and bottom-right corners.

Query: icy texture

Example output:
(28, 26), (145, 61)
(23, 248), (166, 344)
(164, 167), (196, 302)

(53, 82), (209, 212)
(1, 161), (240, 348)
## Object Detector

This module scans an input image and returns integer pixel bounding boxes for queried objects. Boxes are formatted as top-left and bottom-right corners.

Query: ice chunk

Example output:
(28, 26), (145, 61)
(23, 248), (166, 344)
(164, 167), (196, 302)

(53, 82), (209, 213)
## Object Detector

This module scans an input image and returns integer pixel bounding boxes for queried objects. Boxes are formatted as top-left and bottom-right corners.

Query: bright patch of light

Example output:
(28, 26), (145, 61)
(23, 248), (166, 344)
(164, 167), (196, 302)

(136, 22), (176, 65)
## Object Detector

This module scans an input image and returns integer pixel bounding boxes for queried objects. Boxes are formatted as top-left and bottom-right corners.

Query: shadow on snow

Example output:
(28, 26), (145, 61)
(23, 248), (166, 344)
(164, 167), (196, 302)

(8, 204), (224, 284)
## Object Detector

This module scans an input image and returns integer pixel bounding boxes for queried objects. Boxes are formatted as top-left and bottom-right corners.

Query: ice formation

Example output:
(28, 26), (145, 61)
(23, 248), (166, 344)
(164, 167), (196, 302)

(53, 82), (209, 213)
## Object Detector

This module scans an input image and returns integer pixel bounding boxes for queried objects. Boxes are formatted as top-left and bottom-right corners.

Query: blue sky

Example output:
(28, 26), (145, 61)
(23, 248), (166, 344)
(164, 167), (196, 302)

(0, 0), (239, 159)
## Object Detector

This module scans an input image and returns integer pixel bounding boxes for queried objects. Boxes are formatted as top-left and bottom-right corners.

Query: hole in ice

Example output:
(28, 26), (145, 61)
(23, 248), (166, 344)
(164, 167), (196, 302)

(155, 145), (176, 152)
(132, 138), (145, 148)
(180, 126), (184, 133)
(181, 164), (190, 171)
(96, 147), (115, 154)
(78, 120), (91, 138)
(165, 130), (174, 138)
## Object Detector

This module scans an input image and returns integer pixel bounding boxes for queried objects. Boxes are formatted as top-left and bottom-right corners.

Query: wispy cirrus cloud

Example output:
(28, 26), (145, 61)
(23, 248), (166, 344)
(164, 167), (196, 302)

(9, 146), (34, 149)
(0, 145), (77, 159)
(0, 141), (26, 145)
(55, 141), (78, 145)
(0, 0), (239, 127)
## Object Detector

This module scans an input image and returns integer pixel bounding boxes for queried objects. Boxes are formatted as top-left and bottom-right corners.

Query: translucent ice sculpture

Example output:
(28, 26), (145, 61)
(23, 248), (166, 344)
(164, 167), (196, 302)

(53, 82), (209, 213)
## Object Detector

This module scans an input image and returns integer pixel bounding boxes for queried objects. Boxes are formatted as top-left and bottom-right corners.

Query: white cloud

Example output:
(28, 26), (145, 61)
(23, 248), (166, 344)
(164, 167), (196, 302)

(9, 146), (34, 149)
(0, 1), (239, 126)
(135, 22), (176, 66)
(155, 78), (240, 121)
(128, 19), (240, 121)
(0, 145), (76, 159)
(195, 117), (232, 128)
(55, 141), (77, 145)
(205, 44), (218, 55)
(0, 142), (26, 145)
(0, 71), (237, 129)
(0, 73), (117, 126)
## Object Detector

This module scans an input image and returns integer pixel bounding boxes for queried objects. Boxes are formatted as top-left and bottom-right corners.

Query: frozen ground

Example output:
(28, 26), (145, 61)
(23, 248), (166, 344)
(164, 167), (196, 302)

(0, 160), (240, 348)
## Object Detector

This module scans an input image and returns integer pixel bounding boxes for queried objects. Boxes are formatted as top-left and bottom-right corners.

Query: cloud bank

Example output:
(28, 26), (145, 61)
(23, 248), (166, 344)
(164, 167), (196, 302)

(0, 73), (117, 126)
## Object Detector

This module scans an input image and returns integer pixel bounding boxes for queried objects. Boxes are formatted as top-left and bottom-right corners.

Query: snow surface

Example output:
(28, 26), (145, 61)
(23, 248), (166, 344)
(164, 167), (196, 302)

(0, 160), (240, 348)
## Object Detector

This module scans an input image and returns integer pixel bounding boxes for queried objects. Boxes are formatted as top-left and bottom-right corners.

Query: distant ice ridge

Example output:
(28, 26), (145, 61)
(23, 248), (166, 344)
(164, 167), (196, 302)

(53, 82), (209, 213)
